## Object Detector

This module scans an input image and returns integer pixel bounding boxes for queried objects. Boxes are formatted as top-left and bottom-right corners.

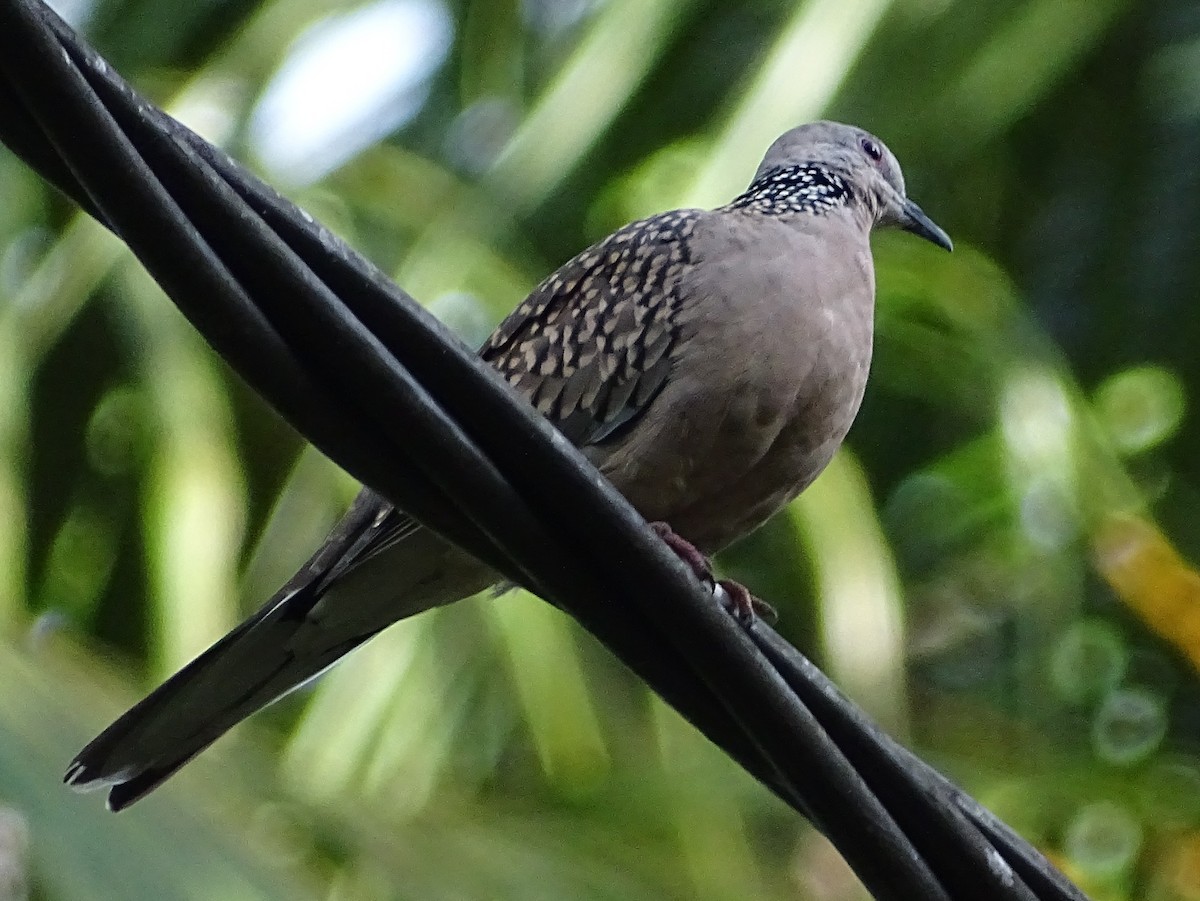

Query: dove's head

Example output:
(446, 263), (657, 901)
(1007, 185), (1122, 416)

(750, 121), (952, 251)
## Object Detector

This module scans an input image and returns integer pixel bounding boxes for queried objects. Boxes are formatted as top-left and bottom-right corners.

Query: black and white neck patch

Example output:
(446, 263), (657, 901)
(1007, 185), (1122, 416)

(724, 164), (852, 218)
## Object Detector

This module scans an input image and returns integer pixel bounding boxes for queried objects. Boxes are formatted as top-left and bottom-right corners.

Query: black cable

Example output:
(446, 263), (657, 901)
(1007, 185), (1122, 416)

(751, 629), (1088, 900)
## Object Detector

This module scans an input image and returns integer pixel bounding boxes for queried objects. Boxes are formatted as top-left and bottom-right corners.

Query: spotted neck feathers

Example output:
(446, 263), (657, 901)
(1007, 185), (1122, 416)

(723, 164), (852, 218)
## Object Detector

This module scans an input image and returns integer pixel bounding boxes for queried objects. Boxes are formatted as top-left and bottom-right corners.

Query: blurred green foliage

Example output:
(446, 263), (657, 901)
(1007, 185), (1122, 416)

(3, 0), (1200, 898)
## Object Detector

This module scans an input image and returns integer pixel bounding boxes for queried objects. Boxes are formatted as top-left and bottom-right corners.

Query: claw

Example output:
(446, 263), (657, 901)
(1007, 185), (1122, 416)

(649, 521), (774, 626)
(650, 521), (714, 584)
(716, 579), (777, 626)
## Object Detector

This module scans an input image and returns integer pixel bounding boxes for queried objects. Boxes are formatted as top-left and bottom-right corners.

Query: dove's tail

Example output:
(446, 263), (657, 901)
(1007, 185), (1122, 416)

(66, 581), (367, 810)
(65, 503), (494, 811)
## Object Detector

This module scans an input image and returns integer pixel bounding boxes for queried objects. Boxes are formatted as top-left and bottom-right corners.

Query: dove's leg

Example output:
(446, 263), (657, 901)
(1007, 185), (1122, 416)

(648, 521), (771, 624)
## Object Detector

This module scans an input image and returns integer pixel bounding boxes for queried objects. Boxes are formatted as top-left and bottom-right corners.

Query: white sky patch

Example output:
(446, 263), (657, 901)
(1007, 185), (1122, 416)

(46, 0), (96, 26)
(249, 0), (453, 185)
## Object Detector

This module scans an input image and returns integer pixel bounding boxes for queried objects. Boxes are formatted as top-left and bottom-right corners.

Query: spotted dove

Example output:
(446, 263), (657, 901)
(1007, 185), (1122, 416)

(65, 120), (952, 809)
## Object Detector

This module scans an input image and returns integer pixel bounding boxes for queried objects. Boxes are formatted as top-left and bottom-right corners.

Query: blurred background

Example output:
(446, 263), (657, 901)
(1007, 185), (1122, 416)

(1, 0), (1199, 898)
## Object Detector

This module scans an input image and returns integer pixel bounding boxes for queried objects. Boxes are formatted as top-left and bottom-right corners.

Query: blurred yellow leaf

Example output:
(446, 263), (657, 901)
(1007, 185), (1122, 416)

(1094, 514), (1200, 671)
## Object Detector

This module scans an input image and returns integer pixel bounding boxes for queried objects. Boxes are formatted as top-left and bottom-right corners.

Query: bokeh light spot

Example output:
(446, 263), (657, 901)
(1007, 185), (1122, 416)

(1094, 365), (1186, 456)
(1092, 685), (1168, 766)
(1049, 620), (1127, 705)
(85, 385), (144, 477)
(1064, 800), (1142, 881)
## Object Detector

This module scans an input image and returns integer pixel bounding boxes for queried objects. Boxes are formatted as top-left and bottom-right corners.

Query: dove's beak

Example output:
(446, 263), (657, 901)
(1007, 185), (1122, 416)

(899, 199), (953, 252)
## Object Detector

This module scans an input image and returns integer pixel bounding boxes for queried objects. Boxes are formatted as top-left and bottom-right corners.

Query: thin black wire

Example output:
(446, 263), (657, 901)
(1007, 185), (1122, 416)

(0, 2), (1089, 898)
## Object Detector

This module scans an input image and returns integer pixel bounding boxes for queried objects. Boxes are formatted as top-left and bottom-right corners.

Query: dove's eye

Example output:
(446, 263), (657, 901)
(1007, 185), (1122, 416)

(860, 137), (883, 163)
